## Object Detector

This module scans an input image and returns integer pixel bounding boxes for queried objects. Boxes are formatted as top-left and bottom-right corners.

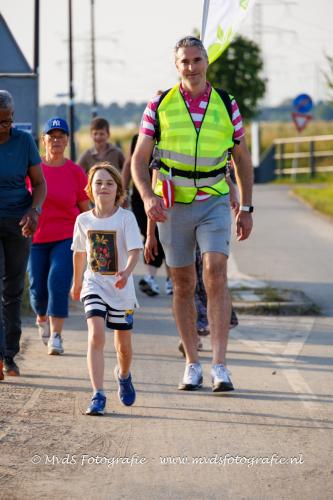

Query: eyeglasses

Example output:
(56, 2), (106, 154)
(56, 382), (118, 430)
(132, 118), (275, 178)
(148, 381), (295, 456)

(0, 120), (13, 128)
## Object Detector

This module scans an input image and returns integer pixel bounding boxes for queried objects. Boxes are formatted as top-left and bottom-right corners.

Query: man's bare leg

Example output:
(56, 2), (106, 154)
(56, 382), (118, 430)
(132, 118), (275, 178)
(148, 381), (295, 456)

(170, 264), (198, 364)
(202, 252), (231, 365)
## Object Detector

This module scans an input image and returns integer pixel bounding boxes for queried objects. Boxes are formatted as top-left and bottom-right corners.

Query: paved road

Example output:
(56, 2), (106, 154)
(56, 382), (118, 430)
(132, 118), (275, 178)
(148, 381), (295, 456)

(0, 184), (332, 499)
(232, 184), (333, 315)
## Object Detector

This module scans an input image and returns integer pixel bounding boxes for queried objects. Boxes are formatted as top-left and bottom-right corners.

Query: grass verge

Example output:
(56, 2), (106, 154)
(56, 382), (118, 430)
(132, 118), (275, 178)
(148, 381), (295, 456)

(274, 172), (333, 185)
(293, 185), (333, 218)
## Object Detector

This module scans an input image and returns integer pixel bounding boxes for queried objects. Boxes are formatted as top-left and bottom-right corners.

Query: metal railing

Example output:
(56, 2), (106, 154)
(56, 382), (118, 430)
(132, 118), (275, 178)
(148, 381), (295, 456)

(274, 135), (333, 177)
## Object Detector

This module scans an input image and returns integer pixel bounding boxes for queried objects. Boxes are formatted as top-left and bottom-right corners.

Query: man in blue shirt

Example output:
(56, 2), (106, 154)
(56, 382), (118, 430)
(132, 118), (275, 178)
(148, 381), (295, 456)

(0, 90), (46, 379)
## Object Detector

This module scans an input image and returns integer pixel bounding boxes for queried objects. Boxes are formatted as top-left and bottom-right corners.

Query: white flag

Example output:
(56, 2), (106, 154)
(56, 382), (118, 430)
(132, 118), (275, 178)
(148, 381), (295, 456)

(201, 0), (255, 64)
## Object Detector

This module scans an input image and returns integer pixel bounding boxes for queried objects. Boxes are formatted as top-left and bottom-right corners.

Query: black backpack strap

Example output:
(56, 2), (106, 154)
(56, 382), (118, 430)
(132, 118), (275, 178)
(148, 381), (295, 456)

(215, 88), (233, 120)
(153, 88), (171, 142)
(215, 88), (240, 146)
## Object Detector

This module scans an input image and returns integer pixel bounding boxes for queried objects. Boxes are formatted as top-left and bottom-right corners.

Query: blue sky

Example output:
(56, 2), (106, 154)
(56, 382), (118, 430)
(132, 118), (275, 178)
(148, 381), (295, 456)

(1, 0), (332, 106)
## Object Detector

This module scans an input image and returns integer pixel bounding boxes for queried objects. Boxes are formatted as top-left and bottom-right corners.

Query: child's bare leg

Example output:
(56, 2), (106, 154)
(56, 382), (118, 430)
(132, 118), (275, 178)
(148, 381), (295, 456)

(114, 330), (132, 378)
(87, 317), (105, 391)
(114, 329), (135, 406)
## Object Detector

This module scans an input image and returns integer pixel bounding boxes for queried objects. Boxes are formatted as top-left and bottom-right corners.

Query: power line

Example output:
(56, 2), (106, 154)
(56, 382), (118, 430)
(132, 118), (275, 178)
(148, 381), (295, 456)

(252, 1), (298, 46)
(251, 1), (298, 105)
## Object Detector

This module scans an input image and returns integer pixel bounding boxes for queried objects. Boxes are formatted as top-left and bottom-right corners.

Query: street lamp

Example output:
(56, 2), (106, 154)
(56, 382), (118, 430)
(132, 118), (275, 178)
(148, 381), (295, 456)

(34, 0), (39, 146)
(68, 0), (76, 160)
(91, 0), (98, 117)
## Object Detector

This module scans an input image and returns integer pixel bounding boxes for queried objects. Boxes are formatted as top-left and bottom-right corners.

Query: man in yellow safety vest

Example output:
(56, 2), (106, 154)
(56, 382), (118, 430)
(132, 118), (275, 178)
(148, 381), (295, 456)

(132, 36), (253, 392)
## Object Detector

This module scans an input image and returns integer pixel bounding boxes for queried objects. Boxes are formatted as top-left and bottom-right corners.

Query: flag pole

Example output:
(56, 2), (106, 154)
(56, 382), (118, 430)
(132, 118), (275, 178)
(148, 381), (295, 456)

(201, 0), (210, 40)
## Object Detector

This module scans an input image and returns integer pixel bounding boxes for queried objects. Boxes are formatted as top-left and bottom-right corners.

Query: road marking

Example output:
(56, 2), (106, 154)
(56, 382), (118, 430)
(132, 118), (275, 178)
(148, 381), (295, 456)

(0, 388), (43, 442)
(280, 318), (322, 412)
(17, 388), (43, 415)
(282, 317), (315, 358)
(229, 256), (323, 416)
(233, 317), (324, 415)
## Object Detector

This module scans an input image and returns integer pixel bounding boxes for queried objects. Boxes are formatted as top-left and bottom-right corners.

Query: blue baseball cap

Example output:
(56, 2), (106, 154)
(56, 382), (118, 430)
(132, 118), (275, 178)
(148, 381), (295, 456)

(43, 117), (70, 135)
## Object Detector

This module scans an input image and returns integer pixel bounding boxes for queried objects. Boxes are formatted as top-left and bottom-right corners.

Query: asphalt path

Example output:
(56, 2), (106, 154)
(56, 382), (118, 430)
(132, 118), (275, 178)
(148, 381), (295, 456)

(0, 184), (332, 499)
(231, 184), (333, 315)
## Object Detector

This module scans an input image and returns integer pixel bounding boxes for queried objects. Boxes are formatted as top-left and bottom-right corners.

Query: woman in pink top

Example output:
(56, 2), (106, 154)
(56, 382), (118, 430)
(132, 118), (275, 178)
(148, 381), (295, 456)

(28, 117), (89, 355)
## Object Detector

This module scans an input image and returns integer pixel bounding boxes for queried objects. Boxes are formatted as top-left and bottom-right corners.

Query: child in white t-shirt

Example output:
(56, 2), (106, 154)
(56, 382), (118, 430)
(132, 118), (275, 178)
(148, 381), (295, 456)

(71, 163), (143, 416)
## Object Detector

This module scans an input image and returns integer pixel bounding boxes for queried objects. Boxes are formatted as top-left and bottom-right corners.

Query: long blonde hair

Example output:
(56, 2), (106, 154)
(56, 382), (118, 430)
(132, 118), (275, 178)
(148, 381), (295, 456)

(85, 162), (125, 205)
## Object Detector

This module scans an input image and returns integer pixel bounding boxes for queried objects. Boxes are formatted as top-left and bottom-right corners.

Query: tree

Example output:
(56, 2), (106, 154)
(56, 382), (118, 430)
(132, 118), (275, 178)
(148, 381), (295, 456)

(207, 35), (266, 120)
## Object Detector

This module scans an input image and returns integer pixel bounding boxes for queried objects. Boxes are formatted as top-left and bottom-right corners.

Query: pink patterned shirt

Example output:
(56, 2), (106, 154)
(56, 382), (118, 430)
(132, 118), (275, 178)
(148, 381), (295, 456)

(140, 82), (245, 139)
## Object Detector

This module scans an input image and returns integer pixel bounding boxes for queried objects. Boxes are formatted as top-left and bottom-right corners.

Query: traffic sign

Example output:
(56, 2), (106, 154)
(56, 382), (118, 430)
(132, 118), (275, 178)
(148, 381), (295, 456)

(291, 112), (312, 132)
(293, 94), (313, 114)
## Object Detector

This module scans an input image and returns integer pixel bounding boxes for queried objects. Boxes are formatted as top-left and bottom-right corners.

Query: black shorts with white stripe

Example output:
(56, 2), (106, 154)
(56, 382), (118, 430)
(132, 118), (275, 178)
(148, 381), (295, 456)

(83, 294), (134, 331)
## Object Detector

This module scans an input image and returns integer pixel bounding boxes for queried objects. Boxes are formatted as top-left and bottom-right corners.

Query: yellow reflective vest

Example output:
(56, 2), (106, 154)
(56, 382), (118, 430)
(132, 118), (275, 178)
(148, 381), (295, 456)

(153, 84), (234, 204)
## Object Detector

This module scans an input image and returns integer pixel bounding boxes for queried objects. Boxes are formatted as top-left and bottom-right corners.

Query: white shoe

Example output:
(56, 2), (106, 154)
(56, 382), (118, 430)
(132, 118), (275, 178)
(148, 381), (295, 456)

(178, 363), (203, 390)
(165, 278), (173, 295)
(139, 275), (160, 296)
(48, 333), (64, 355)
(211, 364), (234, 392)
(36, 320), (50, 346)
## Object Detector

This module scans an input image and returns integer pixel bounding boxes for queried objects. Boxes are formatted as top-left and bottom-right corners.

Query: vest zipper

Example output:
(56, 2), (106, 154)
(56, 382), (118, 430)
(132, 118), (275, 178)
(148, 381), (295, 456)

(180, 87), (211, 189)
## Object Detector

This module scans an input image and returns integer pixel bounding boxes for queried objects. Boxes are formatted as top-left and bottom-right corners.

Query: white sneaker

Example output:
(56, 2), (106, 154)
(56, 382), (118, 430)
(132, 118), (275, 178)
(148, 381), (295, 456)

(211, 364), (234, 392)
(36, 320), (50, 346)
(138, 275), (160, 296)
(48, 333), (64, 355)
(178, 362), (203, 390)
(165, 278), (173, 295)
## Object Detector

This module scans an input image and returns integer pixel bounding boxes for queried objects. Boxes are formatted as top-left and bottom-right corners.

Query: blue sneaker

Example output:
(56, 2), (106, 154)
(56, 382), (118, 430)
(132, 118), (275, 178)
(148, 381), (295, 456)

(85, 392), (106, 416)
(114, 366), (136, 406)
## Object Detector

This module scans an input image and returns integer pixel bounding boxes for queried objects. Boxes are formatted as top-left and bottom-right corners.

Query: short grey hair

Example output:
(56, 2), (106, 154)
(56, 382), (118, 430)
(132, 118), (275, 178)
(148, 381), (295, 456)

(174, 36), (208, 61)
(0, 90), (14, 111)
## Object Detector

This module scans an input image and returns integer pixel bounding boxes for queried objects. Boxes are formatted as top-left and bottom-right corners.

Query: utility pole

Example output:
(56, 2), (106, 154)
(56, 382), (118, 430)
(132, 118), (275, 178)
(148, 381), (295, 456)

(34, 0), (40, 146)
(91, 0), (98, 117)
(252, 0), (298, 105)
(252, 1), (263, 47)
(68, 0), (76, 160)
(252, 0), (298, 45)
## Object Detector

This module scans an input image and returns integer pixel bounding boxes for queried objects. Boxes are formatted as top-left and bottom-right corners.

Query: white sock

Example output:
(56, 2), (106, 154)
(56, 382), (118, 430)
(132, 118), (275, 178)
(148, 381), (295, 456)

(94, 389), (105, 397)
(50, 331), (61, 338)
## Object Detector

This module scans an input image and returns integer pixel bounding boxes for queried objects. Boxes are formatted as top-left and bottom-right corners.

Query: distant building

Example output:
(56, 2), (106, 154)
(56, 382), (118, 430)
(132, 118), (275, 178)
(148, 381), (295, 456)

(0, 13), (38, 140)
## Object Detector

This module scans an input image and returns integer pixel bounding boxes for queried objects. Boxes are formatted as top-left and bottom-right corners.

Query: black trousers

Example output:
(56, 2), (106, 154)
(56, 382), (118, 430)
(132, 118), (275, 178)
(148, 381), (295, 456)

(0, 218), (31, 359)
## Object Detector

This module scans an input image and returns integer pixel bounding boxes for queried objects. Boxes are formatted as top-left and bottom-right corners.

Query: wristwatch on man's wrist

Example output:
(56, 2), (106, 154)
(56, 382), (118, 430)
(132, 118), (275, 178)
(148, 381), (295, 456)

(32, 206), (42, 215)
(239, 205), (254, 213)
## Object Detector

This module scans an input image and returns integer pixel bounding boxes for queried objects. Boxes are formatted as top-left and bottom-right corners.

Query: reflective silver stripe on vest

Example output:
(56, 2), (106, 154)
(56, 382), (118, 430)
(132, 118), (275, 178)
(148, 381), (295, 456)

(157, 171), (225, 188)
(154, 148), (228, 167)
